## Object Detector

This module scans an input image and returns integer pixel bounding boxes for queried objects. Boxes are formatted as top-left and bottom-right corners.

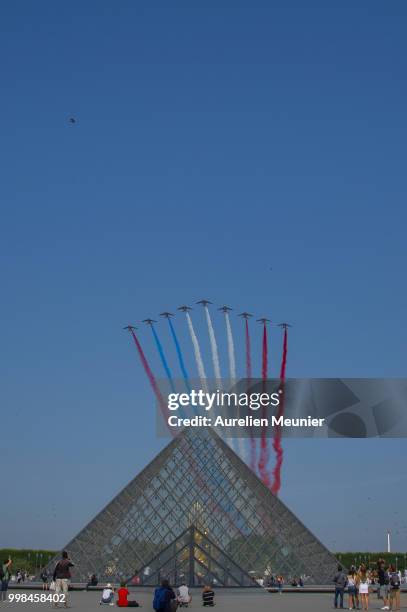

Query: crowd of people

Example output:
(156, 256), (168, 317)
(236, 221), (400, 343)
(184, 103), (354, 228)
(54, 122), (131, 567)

(2, 550), (406, 610)
(333, 561), (402, 611)
(97, 578), (215, 609)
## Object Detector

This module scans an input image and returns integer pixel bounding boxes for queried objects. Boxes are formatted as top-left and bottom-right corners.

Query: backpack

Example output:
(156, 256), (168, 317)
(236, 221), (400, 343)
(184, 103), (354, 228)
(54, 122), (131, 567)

(390, 573), (400, 588)
(153, 587), (168, 611)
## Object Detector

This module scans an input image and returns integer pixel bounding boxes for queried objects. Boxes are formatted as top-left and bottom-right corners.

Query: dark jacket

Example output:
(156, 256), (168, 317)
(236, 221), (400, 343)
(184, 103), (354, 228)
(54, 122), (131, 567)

(53, 559), (74, 580)
(378, 567), (389, 586)
(153, 586), (175, 612)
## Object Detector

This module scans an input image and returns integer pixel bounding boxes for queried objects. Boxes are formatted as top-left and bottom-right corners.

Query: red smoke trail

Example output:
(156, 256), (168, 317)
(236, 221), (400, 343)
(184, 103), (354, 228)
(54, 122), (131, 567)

(258, 323), (271, 487)
(245, 320), (252, 380)
(279, 326), (288, 380)
(128, 328), (171, 433)
(271, 326), (288, 495)
(245, 319), (256, 471)
(126, 327), (262, 546)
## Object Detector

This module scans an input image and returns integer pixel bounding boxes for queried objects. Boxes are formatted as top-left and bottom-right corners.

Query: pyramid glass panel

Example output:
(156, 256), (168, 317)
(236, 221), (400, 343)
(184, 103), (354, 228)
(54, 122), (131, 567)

(45, 428), (338, 585)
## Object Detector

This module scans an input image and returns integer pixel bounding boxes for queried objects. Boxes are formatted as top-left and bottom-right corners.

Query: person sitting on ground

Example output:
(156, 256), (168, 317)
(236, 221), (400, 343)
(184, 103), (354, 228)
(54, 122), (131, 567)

(117, 581), (141, 607)
(177, 582), (191, 607)
(100, 583), (115, 605)
(202, 585), (215, 607)
(87, 573), (98, 589)
(153, 579), (176, 612)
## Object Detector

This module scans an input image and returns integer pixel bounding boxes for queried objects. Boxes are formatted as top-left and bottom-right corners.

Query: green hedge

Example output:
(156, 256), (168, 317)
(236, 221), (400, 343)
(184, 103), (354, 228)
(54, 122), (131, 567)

(1, 548), (406, 576)
(335, 552), (407, 571)
(0, 550), (57, 574)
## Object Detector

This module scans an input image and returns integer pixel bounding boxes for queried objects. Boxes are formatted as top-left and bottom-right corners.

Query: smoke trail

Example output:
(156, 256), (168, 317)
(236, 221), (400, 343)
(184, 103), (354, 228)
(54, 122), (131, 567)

(224, 311), (246, 459)
(244, 318), (256, 472)
(186, 312), (208, 391)
(271, 326), (288, 495)
(127, 328), (170, 428)
(258, 323), (271, 487)
(167, 318), (191, 391)
(150, 325), (176, 393)
(245, 319), (252, 380)
(261, 324), (268, 380)
(225, 312), (236, 382)
(126, 330), (253, 545)
(279, 326), (288, 380)
(204, 306), (222, 387)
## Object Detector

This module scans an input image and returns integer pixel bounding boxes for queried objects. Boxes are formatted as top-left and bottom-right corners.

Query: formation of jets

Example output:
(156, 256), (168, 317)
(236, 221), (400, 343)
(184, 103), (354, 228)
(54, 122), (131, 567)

(124, 301), (292, 330)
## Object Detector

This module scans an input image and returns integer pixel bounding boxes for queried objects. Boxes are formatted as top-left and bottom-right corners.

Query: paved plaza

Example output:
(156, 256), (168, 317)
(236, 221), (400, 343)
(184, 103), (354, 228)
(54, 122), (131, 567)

(2, 589), (406, 612)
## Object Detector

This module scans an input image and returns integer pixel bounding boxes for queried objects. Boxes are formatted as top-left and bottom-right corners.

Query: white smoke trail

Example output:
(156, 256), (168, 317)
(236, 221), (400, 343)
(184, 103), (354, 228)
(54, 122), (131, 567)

(224, 311), (247, 461)
(204, 306), (222, 388)
(186, 312), (208, 391)
(225, 312), (236, 382)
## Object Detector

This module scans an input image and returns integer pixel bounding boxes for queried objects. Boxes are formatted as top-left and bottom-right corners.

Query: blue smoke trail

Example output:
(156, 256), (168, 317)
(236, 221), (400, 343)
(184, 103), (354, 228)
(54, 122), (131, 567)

(168, 318), (191, 392)
(151, 325), (176, 393)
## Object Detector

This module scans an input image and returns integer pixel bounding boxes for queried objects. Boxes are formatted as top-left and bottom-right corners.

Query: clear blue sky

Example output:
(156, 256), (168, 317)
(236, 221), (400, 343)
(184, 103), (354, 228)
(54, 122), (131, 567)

(1, 1), (407, 552)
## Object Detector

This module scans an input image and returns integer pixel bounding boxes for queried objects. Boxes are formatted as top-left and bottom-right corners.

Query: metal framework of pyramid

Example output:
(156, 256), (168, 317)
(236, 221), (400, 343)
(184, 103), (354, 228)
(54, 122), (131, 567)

(46, 428), (338, 585)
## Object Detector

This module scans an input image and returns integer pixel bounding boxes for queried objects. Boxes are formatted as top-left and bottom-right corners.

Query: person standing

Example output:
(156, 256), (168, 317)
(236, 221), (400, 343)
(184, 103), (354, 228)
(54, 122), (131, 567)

(357, 564), (370, 611)
(377, 561), (390, 611)
(347, 569), (358, 610)
(53, 551), (74, 608)
(0, 557), (12, 602)
(333, 564), (348, 609)
(388, 565), (401, 612)
(41, 567), (49, 591)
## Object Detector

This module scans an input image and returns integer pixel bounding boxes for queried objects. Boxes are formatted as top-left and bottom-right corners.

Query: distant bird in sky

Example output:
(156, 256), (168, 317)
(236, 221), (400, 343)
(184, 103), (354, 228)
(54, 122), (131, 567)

(68, 117), (76, 124)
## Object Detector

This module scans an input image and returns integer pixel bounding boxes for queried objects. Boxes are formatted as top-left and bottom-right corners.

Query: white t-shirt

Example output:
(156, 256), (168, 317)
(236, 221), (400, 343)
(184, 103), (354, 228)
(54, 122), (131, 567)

(178, 585), (190, 602)
(102, 588), (113, 601)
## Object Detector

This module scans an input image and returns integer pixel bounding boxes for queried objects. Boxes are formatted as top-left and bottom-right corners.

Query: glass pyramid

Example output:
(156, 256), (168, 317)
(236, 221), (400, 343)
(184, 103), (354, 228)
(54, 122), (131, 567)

(46, 428), (338, 585)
